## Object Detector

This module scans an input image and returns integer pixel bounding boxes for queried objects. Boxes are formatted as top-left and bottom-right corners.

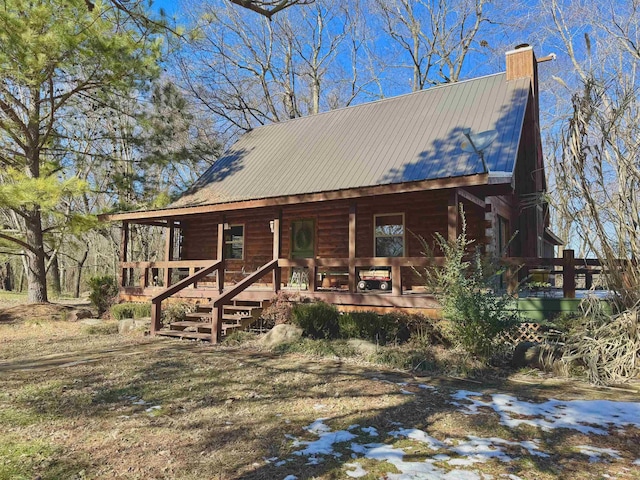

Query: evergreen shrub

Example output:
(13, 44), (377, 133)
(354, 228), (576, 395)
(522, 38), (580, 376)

(291, 301), (339, 339)
(88, 275), (119, 316)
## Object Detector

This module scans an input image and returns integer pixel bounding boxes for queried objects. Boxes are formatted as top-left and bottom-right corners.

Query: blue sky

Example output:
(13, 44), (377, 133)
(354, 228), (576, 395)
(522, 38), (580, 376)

(151, 0), (180, 18)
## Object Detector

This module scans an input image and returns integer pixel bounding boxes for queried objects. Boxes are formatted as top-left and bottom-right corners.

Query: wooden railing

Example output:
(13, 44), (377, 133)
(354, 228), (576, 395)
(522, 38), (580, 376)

(209, 259), (279, 343)
(278, 256), (437, 296)
(150, 260), (223, 336)
(121, 260), (218, 289)
(278, 249), (606, 299)
(133, 250), (606, 327)
(501, 250), (604, 298)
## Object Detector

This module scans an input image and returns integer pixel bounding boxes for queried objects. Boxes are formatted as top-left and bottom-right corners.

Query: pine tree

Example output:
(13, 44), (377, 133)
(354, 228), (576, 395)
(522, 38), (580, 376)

(0, 0), (161, 302)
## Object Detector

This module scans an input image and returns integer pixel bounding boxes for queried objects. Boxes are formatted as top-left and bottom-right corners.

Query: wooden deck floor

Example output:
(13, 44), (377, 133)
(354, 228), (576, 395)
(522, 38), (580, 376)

(121, 285), (441, 315)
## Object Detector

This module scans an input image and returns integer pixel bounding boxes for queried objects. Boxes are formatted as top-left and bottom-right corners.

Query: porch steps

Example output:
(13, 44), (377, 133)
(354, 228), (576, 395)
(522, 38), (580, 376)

(156, 299), (269, 341)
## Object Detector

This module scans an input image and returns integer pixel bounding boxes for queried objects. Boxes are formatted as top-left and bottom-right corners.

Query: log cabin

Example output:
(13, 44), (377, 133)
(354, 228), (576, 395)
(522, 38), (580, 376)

(101, 44), (562, 342)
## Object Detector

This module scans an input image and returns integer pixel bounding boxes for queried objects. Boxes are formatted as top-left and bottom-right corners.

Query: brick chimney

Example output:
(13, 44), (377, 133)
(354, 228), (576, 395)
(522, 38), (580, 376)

(506, 43), (540, 128)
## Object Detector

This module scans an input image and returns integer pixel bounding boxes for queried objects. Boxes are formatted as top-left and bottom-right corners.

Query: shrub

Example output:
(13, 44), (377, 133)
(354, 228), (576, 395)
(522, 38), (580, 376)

(338, 311), (406, 345)
(110, 302), (151, 320)
(162, 302), (195, 326)
(291, 301), (339, 339)
(88, 275), (119, 316)
(417, 211), (519, 359)
(261, 291), (310, 327)
(549, 311), (584, 334)
(402, 312), (447, 346)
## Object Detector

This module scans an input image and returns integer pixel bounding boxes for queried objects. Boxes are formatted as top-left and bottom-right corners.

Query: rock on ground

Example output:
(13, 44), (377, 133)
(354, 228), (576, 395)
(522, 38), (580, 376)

(68, 309), (94, 322)
(259, 324), (303, 347)
(118, 317), (151, 334)
(512, 341), (565, 373)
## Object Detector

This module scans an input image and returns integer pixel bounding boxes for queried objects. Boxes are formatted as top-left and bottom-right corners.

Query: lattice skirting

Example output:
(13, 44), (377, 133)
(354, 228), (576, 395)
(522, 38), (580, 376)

(502, 322), (563, 345)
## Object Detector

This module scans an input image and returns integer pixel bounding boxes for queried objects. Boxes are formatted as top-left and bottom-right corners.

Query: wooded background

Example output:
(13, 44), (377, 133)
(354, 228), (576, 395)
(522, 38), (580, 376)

(1, 0), (638, 305)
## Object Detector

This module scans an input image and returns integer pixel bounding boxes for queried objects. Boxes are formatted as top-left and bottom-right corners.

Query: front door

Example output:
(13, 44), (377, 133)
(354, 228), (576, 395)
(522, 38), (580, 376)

(291, 219), (315, 259)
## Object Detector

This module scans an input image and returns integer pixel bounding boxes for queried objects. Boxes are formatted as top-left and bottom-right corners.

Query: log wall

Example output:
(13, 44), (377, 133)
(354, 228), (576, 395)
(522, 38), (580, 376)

(177, 189), (488, 290)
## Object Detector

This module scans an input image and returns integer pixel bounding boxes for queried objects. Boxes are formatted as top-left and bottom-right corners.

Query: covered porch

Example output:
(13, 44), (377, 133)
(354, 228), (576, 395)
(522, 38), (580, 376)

(112, 180), (504, 342)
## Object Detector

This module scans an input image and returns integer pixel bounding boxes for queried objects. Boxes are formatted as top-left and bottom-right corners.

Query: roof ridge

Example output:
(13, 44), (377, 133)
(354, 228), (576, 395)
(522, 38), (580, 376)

(248, 72), (507, 132)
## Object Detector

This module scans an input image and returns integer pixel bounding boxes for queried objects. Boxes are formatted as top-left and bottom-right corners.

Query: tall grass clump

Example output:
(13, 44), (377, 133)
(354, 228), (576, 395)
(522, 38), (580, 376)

(111, 302), (151, 320)
(338, 311), (411, 345)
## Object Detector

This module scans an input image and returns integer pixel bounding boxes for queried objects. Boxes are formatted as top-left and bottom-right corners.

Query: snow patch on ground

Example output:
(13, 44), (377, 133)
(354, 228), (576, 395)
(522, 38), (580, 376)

(291, 419), (356, 458)
(344, 462), (368, 478)
(575, 445), (621, 463)
(452, 391), (640, 434)
(418, 383), (437, 391)
(278, 387), (640, 479)
(448, 435), (547, 465)
(360, 426), (378, 436)
(389, 428), (444, 450)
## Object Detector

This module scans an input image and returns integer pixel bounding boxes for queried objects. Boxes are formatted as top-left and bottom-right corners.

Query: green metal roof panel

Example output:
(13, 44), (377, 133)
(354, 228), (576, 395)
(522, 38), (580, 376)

(172, 73), (530, 208)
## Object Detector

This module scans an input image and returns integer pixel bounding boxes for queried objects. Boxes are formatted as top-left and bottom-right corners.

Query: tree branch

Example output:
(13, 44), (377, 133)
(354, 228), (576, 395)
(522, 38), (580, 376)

(228, 0), (313, 19)
(0, 232), (36, 254)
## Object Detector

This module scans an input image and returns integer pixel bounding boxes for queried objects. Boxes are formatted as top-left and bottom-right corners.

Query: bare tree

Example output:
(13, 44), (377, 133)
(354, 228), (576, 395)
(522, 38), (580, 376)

(373, 0), (493, 91)
(559, 74), (640, 307)
(537, 0), (640, 307)
(176, 0), (379, 138)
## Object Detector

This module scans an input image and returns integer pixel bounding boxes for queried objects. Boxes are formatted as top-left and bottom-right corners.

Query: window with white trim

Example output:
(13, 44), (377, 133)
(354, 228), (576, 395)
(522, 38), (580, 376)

(374, 213), (404, 257)
(224, 225), (244, 259)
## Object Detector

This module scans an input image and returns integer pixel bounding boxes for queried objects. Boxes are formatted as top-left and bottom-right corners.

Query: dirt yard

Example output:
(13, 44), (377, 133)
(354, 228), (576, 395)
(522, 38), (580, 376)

(0, 301), (639, 479)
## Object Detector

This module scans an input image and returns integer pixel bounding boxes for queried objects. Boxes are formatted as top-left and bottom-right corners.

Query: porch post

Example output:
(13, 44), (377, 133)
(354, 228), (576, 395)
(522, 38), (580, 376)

(211, 306), (223, 344)
(212, 221), (226, 344)
(163, 219), (174, 287)
(448, 190), (459, 242)
(563, 249), (576, 298)
(217, 222), (225, 294)
(272, 213), (281, 292)
(348, 202), (357, 293)
(392, 264), (402, 295)
(119, 221), (129, 288)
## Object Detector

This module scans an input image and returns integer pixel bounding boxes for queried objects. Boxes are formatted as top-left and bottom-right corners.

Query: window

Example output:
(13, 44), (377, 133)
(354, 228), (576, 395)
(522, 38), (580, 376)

(224, 225), (244, 259)
(374, 214), (404, 257)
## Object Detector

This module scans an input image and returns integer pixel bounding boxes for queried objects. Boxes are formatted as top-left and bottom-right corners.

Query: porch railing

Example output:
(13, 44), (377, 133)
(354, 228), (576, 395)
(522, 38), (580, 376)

(121, 260), (218, 289)
(126, 249), (609, 305)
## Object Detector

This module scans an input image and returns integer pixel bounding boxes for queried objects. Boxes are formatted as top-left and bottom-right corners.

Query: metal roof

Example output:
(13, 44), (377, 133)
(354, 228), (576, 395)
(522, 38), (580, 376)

(172, 73), (530, 208)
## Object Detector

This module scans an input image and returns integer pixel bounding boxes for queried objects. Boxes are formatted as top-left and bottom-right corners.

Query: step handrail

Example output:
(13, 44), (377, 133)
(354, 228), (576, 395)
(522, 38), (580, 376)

(213, 259), (278, 308)
(151, 260), (224, 335)
(152, 259), (224, 304)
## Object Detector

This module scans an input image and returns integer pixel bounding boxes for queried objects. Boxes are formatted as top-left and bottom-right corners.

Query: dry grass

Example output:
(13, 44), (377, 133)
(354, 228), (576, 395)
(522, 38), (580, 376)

(1, 301), (639, 479)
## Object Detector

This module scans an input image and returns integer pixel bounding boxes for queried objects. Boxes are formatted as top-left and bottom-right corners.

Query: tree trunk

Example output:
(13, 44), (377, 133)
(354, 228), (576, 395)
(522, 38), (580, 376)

(18, 257), (25, 292)
(0, 262), (11, 290)
(75, 248), (89, 298)
(24, 210), (48, 303)
(22, 87), (48, 303)
(49, 254), (62, 297)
